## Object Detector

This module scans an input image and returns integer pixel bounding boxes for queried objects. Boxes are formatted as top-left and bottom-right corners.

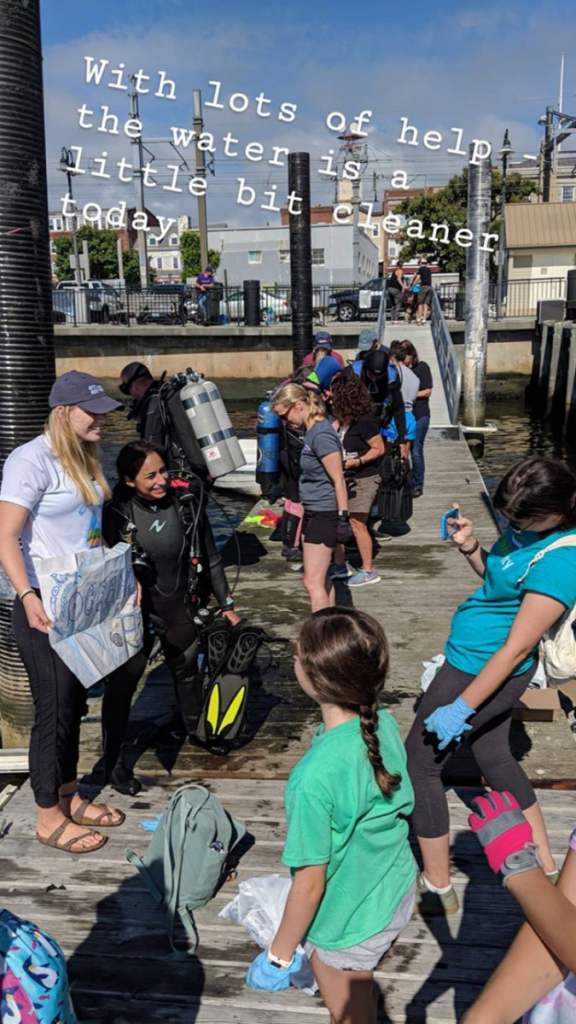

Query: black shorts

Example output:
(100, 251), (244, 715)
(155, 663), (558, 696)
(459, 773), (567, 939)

(303, 510), (338, 547)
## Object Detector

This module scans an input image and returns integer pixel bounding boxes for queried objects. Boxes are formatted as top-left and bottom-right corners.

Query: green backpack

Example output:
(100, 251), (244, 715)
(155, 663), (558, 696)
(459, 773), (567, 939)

(125, 784), (246, 956)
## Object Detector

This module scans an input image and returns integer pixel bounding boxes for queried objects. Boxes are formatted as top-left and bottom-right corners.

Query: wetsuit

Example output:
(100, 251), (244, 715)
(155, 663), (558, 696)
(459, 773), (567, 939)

(100, 489), (232, 775)
(361, 354), (407, 443)
(279, 424), (305, 557)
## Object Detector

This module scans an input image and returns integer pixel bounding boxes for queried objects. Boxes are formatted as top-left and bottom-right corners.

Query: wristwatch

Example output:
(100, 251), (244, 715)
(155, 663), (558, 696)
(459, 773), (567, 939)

(266, 948), (294, 970)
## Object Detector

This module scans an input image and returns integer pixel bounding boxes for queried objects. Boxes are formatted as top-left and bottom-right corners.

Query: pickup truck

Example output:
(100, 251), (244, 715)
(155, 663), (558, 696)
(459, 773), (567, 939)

(327, 279), (387, 322)
(53, 280), (124, 324)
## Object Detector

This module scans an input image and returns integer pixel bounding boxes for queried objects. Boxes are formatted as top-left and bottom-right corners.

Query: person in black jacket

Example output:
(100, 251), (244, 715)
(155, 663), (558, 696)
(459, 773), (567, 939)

(98, 440), (239, 794)
(361, 348), (408, 460)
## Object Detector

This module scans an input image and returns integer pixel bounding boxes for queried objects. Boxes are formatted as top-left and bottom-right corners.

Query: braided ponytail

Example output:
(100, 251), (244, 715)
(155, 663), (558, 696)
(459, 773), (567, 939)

(298, 607), (402, 801)
(360, 703), (401, 798)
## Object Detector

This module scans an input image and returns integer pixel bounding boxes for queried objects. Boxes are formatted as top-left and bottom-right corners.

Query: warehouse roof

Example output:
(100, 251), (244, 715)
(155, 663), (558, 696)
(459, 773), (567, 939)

(505, 201), (576, 248)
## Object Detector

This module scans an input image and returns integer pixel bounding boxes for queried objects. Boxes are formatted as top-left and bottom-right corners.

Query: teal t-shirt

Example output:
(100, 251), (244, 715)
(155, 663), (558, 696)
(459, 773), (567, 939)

(446, 526), (576, 677)
(282, 710), (416, 950)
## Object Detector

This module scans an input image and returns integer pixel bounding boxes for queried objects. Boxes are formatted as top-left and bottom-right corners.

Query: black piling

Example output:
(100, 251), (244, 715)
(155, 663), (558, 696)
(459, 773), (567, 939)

(243, 279), (261, 327)
(0, 0), (55, 747)
(288, 153), (313, 371)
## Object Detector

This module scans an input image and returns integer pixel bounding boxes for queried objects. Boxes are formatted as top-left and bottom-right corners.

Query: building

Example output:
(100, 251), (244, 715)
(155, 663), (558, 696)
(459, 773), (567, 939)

(207, 223), (379, 285)
(512, 153), (576, 204)
(149, 215), (229, 283)
(48, 206), (160, 279)
(504, 201), (576, 314)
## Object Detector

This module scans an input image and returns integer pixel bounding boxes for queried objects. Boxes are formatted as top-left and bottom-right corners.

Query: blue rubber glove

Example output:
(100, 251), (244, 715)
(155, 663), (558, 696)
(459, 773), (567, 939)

(246, 950), (303, 992)
(141, 814), (163, 832)
(424, 696), (475, 750)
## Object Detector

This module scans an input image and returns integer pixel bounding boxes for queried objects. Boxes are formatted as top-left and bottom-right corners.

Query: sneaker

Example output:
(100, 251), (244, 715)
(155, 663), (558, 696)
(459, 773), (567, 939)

(347, 569), (381, 588)
(412, 489), (423, 498)
(414, 873), (460, 917)
(290, 562), (304, 572)
(328, 562), (353, 579)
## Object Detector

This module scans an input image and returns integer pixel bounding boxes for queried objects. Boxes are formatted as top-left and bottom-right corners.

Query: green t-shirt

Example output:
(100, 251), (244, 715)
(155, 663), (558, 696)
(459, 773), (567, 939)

(446, 526), (576, 677)
(282, 710), (416, 950)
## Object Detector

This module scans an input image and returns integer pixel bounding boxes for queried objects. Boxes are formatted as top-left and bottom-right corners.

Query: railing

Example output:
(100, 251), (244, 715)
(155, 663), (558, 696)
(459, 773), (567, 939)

(51, 277), (568, 327)
(430, 289), (462, 425)
(436, 277), (566, 321)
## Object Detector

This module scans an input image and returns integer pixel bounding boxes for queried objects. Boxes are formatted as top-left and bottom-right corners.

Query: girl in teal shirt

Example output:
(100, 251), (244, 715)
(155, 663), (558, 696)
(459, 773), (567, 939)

(406, 457), (576, 918)
(246, 607), (416, 1024)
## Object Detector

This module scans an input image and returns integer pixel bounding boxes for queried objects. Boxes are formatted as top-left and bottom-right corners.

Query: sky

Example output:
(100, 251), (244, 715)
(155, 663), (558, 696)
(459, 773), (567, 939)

(41, 0), (576, 228)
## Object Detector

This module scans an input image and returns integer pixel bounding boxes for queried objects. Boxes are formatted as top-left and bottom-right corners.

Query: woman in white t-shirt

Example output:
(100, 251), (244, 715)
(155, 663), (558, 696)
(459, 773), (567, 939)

(0, 371), (125, 855)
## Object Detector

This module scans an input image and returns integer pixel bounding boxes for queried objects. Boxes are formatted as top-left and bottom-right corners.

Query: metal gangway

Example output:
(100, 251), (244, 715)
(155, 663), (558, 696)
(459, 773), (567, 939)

(376, 286), (462, 428)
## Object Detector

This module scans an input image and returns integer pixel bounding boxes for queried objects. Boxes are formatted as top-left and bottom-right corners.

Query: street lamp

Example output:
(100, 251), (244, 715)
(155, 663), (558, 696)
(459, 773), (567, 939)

(58, 147), (83, 285)
(496, 129), (514, 320)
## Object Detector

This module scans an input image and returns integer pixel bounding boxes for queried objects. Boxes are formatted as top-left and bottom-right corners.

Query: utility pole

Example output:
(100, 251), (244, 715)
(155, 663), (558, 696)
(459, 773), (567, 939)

(337, 129), (368, 285)
(58, 147), (83, 286)
(128, 79), (149, 288)
(117, 237), (125, 284)
(496, 129), (513, 320)
(463, 145), (492, 428)
(193, 89), (209, 272)
(542, 106), (554, 203)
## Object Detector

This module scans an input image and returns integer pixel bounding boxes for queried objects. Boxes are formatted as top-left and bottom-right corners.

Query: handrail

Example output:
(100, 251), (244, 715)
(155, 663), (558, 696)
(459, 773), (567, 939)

(430, 288), (462, 424)
(376, 284), (387, 345)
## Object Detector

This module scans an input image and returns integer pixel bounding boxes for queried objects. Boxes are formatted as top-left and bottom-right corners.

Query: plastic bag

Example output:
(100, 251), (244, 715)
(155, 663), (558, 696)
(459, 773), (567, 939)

(420, 654), (446, 692)
(219, 874), (318, 995)
(528, 660), (547, 689)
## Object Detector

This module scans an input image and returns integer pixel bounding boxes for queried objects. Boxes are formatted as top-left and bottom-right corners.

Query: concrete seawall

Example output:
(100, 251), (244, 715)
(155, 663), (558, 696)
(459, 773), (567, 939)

(54, 319), (538, 379)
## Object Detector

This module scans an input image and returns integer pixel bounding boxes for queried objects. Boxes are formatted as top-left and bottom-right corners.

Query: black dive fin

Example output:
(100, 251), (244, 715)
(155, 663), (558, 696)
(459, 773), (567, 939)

(196, 623), (265, 747)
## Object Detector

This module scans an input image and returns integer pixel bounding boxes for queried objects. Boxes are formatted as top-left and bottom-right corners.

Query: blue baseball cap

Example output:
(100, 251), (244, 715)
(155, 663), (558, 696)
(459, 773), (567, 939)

(314, 330), (333, 350)
(358, 328), (379, 351)
(49, 371), (123, 413)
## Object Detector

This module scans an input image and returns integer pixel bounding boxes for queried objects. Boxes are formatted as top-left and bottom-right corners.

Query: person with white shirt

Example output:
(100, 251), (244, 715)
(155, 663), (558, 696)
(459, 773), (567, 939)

(0, 371), (126, 856)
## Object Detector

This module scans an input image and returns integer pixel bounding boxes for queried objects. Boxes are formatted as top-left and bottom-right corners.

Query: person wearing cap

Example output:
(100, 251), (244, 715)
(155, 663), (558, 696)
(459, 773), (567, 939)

(302, 332), (345, 369)
(195, 265), (215, 324)
(0, 371), (126, 856)
(352, 328), (381, 375)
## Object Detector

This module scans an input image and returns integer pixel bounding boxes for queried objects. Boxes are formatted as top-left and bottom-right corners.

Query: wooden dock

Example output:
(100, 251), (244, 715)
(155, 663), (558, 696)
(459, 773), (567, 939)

(2, 407), (576, 1022)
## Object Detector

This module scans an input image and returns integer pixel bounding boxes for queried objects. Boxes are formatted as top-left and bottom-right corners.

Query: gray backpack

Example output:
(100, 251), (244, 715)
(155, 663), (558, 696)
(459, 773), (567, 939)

(125, 784), (246, 955)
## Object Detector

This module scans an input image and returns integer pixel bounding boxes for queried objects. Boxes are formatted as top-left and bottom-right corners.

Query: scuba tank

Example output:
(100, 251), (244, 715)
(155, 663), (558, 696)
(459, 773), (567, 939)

(179, 371), (246, 479)
(256, 390), (281, 497)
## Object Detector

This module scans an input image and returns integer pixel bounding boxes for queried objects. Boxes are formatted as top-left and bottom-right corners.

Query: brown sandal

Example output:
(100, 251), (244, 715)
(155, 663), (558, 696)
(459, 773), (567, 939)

(37, 819), (108, 855)
(70, 798), (126, 828)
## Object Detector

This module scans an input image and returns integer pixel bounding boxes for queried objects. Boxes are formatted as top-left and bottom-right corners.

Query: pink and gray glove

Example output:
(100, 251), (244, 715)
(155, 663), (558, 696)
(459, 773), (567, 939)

(469, 791), (542, 887)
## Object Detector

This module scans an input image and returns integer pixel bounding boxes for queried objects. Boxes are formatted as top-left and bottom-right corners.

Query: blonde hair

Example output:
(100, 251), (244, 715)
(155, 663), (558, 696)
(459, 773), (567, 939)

(47, 408), (111, 506)
(272, 383), (326, 426)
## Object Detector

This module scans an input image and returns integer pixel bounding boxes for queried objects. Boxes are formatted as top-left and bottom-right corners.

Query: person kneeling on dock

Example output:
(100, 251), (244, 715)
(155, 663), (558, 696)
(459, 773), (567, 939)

(405, 457), (576, 916)
(97, 441), (240, 793)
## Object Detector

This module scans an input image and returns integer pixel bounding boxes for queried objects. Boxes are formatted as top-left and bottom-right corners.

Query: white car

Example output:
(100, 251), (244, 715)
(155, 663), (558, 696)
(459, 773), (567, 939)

(54, 280), (123, 323)
(223, 288), (291, 322)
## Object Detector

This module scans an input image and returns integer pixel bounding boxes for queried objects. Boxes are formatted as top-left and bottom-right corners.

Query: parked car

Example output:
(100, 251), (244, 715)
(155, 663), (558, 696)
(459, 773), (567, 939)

(128, 283), (192, 326)
(327, 279), (386, 322)
(53, 279), (124, 324)
(220, 288), (291, 323)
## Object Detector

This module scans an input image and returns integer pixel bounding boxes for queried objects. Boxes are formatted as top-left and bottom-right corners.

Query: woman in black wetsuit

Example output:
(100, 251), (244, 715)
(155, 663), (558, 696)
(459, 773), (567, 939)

(99, 441), (239, 794)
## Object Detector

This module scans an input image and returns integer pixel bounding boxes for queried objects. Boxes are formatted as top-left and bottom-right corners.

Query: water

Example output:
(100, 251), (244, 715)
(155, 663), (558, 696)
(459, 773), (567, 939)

(475, 395), (576, 500)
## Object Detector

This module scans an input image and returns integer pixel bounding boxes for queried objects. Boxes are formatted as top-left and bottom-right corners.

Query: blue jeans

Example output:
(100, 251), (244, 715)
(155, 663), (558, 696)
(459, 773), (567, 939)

(198, 292), (209, 320)
(412, 415), (430, 491)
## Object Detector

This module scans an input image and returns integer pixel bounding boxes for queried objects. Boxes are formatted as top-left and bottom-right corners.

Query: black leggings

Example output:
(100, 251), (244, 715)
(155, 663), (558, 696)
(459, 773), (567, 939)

(101, 618), (200, 773)
(405, 659), (537, 838)
(12, 597), (88, 809)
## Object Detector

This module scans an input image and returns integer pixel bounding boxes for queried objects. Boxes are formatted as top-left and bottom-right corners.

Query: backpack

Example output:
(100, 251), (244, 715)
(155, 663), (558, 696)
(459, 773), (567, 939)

(0, 909), (77, 1023)
(125, 784), (246, 956)
(518, 535), (576, 681)
(378, 445), (413, 523)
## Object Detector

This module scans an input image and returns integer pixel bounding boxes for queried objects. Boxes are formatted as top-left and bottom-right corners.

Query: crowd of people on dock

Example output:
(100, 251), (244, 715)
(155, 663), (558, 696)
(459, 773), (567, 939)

(2, 340), (576, 1023)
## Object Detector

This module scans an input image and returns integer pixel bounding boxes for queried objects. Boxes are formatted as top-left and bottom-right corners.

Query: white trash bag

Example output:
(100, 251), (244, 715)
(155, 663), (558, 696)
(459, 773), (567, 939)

(219, 873), (318, 994)
(420, 654), (445, 693)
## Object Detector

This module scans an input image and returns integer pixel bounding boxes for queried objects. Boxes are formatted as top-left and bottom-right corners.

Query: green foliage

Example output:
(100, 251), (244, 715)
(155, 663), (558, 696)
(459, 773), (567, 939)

(53, 226), (156, 286)
(179, 231), (220, 281)
(395, 169), (536, 278)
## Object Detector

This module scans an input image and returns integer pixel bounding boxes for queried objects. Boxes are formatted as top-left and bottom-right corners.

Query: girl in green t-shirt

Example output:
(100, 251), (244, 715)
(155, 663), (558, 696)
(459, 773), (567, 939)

(246, 607), (417, 1024)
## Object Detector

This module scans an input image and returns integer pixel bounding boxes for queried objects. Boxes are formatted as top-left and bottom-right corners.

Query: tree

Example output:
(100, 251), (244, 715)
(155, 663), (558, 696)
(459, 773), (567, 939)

(395, 169), (536, 278)
(53, 226), (155, 286)
(179, 231), (220, 281)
